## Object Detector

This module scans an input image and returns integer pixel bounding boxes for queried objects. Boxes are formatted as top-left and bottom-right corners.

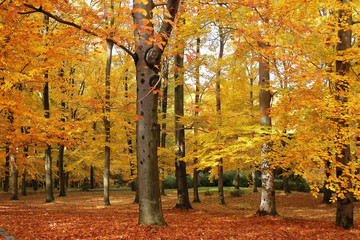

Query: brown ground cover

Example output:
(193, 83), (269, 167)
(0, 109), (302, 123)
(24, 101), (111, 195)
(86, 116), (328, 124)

(0, 188), (360, 239)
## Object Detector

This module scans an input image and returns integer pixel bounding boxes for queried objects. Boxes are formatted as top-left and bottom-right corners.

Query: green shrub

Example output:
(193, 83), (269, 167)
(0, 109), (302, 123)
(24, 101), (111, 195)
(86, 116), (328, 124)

(80, 182), (90, 191)
(204, 189), (213, 196)
(274, 176), (310, 192)
(230, 189), (244, 197)
(164, 175), (177, 189)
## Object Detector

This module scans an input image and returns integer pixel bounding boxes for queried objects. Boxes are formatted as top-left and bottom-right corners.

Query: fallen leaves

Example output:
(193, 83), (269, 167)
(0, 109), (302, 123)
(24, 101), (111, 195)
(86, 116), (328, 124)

(0, 190), (359, 239)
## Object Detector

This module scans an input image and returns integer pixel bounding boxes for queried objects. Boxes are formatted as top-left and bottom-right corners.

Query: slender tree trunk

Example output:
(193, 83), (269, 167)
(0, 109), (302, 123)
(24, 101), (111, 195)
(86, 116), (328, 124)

(174, 46), (192, 209)
(10, 155), (18, 200)
(58, 144), (66, 196)
(257, 42), (277, 216)
(283, 175), (291, 194)
(32, 179), (39, 191)
(323, 160), (332, 204)
(21, 170), (27, 196)
(193, 37), (201, 203)
(252, 170), (258, 192)
(43, 15), (55, 203)
(65, 172), (69, 189)
(234, 168), (240, 190)
(103, 39), (113, 206)
(160, 56), (169, 196)
(90, 166), (94, 189)
(335, 1), (353, 229)
(249, 78), (258, 193)
(4, 146), (10, 192)
(217, 27), (225, 205)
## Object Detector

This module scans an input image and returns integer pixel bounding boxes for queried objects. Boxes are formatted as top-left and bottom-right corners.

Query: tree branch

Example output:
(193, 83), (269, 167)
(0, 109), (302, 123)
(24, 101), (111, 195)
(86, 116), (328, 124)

(21, 3), (136, 60)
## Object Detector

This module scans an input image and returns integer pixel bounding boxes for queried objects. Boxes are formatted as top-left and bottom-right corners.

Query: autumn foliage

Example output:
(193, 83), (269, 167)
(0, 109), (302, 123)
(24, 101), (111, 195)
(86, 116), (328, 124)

(1, 0), (360, 235)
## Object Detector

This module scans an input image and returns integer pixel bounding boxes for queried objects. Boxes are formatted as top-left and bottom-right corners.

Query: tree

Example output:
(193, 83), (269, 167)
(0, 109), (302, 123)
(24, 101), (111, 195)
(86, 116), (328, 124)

(334, 0), (353, 229)
(174, 36), (192, 209)
(256, 41), (277, 216)
(43, 15), (55, 203)
(133, 0), (181, 225)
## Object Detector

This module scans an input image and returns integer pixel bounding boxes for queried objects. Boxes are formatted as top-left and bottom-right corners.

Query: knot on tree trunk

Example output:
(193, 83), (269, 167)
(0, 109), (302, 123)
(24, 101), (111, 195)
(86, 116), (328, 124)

(145, 47), (162, 69)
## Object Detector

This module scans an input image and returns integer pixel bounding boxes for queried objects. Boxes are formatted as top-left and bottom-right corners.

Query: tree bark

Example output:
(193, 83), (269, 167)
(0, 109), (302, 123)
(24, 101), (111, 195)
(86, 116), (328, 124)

(234, 168), (240, 190)
(217, 27), (225, 205)
(58, 144), (66, 196)
(10, 155), (18, 200)
(256, 42), (277, 216)
(103, 39), (113, 206)
(335, 1), (353, 229)
(21, 170), (27, 196)
(323, 160), (332, 204)
(252, 170), (258, 192)
(283, 175), (291, 194)
(134, 0), (181, 225)
(43, 15), (55, 203)
(193, 37), (201, 203)
(90, 165), (94, 189)
(160, 56), (169, 196)
(3, 146), (10, 192)
(174, 46), (192, 209)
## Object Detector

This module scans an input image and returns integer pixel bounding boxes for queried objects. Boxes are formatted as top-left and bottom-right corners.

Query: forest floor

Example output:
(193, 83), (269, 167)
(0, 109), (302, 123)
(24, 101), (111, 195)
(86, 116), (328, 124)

(0, 187), (360, 239)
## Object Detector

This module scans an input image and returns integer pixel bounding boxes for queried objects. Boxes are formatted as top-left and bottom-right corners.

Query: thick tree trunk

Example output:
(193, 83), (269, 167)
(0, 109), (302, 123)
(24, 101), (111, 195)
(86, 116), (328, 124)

(58, 144), (66, 196)
(174, 48), (192, 209)
(103, 39), (113, 206)
(257, 42), (277, 216)
(10, 156), (18, 200)
(334, 1), (353, 229)
(4, 146), (10, 192)
(193, 37), (201, 203)
(217, 27), (225, 205)
(21, 170), (27, 196)
(134, 0), (180, 226)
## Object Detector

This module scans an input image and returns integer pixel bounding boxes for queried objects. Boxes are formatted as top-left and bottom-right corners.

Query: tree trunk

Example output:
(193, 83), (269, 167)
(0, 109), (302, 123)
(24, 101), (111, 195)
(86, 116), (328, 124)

(217, 27), (225, 205)
(134, 0), (180, 226)
(90, 165), (94, 189)
(160, 56), (169, 196)
(257, 42), (277, 216)
(193, 37), (201, 203)
(10, 155), (18, 200)
(21, 170), (27, 196)
(103, 39), (113, 206)
(234, 168), (240, 190)
(335, 1), (353, 229)
(44, 145), (55, 202)
(58, 144), (66, 196)
(3, 146), (10, 192)
(43, 15), (55, 203)
(283, 175), (291, 194)
(32, 179), (39, 191)
(252, 170), (258, 192)
(174, 46), (192, 209)
(65, 172), (69, 189)
(323, 161), (332, 204)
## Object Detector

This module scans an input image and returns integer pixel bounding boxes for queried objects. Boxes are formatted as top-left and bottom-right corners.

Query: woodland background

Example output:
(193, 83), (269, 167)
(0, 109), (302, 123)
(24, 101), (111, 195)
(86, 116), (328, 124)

(1, 0), (360, 236)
